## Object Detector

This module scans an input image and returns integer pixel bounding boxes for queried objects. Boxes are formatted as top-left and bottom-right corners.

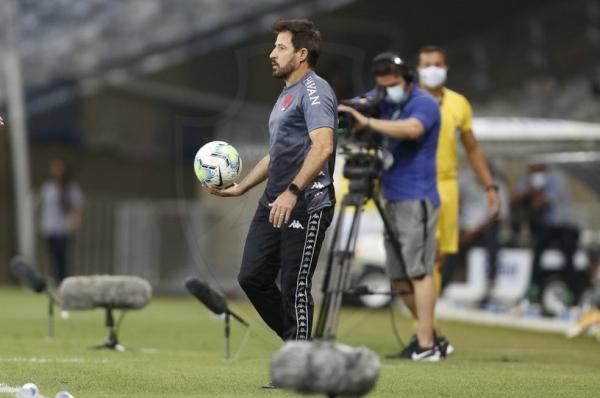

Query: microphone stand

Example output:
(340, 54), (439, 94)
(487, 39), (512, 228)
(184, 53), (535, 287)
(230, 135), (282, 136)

(47, 292), (56, 339)
(224, 309), (249, 360)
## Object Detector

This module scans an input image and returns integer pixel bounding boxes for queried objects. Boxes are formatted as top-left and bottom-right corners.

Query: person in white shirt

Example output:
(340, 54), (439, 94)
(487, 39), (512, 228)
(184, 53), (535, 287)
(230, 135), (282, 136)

(39, 159), (84, 282)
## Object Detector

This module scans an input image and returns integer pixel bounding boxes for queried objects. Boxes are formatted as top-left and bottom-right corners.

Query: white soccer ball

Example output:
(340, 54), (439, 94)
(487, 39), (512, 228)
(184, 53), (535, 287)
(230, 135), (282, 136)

(17, 383), (38, 398)
(194, 141), (242, 189)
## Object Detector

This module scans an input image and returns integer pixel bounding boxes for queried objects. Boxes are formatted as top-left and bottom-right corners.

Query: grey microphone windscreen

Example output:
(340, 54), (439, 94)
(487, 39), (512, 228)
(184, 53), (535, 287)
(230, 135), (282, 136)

(271, 341), (380, 397)
(58, 275), (152, 310)
(184, 277), (228, 315)
(10, 256), (47, 293)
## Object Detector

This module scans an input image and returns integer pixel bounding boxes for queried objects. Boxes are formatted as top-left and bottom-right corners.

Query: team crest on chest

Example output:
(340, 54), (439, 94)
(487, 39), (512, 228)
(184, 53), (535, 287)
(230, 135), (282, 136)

(281, 94), (294, 111)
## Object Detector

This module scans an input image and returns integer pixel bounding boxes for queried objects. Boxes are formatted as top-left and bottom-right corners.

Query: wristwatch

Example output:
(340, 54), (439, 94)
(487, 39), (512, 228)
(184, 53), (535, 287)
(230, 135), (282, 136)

(287, 183), (301, 196)
(485, 184), (499, 192)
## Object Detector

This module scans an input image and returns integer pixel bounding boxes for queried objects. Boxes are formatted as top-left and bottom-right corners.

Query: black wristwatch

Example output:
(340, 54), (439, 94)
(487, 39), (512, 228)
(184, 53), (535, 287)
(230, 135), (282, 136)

(485, 184), (499, 192)
(287, 183), (301, 196)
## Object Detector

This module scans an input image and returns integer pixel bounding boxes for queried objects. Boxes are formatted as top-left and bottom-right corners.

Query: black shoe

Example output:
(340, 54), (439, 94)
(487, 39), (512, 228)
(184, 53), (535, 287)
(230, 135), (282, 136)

(261, 382), (278, 389)
(385, 338), (418, 359)
(386, 340), (442, 362)
(435, 335), (454, 357)
(392, 333), (453, 358)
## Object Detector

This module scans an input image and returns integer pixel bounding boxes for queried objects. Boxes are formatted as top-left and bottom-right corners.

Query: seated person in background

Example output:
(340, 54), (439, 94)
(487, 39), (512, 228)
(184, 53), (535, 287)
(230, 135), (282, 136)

(512, 163), (580, 305)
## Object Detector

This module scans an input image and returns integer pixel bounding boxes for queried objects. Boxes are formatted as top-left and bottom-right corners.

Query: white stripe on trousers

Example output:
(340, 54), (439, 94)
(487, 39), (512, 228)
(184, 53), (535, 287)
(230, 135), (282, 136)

(294, 210), (323, 340)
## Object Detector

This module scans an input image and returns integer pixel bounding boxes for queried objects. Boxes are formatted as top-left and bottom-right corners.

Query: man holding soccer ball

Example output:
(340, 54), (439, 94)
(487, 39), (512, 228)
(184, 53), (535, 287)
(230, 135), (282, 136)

(205, 19), (337, 342)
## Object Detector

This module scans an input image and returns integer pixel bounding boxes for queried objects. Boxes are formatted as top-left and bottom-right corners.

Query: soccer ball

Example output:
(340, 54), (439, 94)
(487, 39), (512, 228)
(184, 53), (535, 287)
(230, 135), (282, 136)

(194, 141), (242, 189)
(17, 383), (38, 398)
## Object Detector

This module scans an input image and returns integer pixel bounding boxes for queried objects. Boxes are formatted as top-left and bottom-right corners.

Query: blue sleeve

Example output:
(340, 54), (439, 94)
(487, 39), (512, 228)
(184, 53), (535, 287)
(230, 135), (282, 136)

(405, 96), (440, 132)
(302, 79), (337, 133)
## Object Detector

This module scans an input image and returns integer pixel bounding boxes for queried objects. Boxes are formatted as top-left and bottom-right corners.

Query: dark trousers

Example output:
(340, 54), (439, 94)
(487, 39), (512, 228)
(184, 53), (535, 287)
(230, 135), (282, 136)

(481, 222), (501, 283)
(46, 236), (70, 282)
(238, 203), (333, 341)
(441, 222), (500, 291)
(530, 225), (580, 302)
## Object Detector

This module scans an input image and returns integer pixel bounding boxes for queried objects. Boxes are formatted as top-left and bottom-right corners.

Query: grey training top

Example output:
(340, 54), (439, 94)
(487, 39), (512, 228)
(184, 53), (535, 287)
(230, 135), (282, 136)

(40, 181), (84, 237)
(261, 70), (338, 213)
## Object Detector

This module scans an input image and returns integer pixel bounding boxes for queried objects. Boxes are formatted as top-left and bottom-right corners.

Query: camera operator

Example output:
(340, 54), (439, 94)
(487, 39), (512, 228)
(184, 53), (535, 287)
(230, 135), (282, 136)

(338, 52), (442, 361)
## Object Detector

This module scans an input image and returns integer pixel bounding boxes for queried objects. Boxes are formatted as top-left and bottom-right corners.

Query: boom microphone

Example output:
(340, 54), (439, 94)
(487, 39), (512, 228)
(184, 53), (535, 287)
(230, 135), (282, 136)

(59, 275), (152, 310)
(184, 277), (228, 315)
(10, 256), (58, 339)
(184, 276), (249, 359)
(10, 256), (47, 293)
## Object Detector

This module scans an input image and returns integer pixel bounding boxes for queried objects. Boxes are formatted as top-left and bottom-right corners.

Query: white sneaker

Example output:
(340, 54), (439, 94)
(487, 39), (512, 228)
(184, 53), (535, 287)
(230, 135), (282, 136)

(410, 346), (442, 362)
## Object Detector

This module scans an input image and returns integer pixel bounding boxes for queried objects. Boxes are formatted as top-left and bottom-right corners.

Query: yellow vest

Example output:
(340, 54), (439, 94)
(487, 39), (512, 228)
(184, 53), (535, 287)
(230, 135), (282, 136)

(436, 87), (473, 180)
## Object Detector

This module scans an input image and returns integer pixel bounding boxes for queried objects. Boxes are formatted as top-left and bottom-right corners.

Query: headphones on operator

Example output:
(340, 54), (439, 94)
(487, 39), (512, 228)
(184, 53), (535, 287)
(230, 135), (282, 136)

(371, 51), (414, 84)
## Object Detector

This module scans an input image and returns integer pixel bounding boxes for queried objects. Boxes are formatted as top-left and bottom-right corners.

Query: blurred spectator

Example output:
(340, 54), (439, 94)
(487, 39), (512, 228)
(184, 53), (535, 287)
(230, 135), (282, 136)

(441, 162), (509, 305)
(39, 159), (84, 283)
(512, 163), (580, 305)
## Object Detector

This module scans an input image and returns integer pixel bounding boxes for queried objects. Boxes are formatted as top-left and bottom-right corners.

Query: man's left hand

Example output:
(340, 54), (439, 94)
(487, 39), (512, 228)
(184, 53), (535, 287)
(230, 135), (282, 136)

(337, 105), (369, 132)
(269, 190), (298, 228)
(487, 188), (501, 221)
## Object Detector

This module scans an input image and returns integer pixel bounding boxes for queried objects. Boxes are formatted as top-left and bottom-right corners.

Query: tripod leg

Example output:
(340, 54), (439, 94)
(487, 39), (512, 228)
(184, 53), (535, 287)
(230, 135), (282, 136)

(315, 198), (365, 339)
(321, 200), (348, 294)
(315, 200), (350, 337)
(324, 204), (364, 338)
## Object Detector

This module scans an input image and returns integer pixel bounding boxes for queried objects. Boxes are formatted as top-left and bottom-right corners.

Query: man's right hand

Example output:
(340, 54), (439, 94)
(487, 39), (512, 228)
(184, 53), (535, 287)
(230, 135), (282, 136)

(203, 183), (245, 197)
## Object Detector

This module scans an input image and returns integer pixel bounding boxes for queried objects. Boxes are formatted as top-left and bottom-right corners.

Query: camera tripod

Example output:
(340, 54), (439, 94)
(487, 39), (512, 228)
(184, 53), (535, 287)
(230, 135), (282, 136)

(314, 152), (413, 340)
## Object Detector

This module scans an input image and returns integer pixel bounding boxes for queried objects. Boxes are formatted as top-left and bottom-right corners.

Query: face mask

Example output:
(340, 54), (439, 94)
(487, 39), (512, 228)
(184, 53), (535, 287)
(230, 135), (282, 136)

(529, 172), (547, 189)
(386, 85), (407, 104)
(419, 66), (447, 88)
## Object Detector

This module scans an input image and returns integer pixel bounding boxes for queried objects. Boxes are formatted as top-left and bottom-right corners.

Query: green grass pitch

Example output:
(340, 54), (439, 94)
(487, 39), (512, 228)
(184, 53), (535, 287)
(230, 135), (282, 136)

(1, 287), (599, 397)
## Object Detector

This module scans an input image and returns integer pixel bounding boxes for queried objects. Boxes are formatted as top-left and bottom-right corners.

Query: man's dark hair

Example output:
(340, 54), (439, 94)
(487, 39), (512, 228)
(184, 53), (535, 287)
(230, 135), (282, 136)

(417, 45), (448, 64)
(272, 19), (321, 67)
(371, 51), (414, 83)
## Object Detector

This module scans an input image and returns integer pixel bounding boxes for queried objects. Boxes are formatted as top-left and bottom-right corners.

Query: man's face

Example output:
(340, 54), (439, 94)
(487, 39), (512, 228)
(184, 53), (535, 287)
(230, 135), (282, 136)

(417, 51), (447, 70)
(49, 160), (65, 180)
(375, 74), (407, 89)
(417, 51), (448, 89)
(270, 31), (300, 79)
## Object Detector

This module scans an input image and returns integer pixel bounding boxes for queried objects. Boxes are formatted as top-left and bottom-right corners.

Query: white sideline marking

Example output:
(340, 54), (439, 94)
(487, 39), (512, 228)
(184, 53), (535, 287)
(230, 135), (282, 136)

(0, 357), (110, 364)
(0, 384), (18, 394)
(0, 383), (47, 397)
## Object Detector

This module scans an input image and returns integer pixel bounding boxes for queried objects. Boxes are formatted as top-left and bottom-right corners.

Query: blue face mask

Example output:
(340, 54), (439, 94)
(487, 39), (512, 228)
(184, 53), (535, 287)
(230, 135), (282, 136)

(386, 84), (408, 105)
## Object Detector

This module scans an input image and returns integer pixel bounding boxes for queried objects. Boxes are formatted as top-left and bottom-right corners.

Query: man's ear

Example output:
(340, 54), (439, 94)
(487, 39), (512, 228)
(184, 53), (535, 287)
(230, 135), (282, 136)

(297, 48), (309, 63)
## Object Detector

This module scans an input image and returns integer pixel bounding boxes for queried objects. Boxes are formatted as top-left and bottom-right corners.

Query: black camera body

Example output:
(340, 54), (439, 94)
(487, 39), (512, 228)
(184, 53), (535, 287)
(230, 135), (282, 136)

(337, 86), (387, 198)
(337, 86), (386, 151)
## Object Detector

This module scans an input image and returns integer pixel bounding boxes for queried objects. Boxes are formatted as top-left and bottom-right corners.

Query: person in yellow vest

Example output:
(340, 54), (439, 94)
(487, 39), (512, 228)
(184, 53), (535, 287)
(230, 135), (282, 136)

(417, 45), (500, 353)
